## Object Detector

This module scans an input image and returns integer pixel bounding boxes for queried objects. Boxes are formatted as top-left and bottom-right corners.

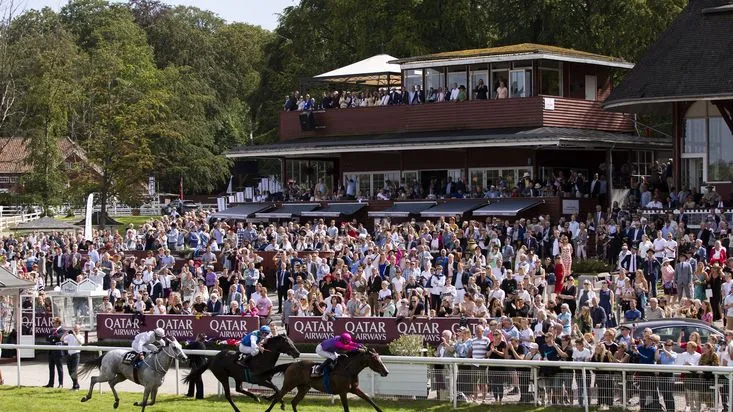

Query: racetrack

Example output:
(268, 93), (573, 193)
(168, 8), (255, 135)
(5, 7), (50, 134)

(0, 387), (585, 411)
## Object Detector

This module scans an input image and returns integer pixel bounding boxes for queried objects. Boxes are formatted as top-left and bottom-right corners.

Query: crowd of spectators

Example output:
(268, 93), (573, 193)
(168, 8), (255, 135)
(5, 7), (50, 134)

(0, 187), (732, 407)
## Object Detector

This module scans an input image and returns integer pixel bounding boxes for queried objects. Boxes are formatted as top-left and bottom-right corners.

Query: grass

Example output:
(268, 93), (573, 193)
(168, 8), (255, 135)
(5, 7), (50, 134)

(0, 386), (599, 412)
(57, 215), (160, 227)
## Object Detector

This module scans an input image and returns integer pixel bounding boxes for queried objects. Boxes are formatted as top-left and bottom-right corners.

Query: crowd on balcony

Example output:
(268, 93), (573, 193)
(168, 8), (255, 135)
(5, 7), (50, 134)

(282, 81), (509, 111)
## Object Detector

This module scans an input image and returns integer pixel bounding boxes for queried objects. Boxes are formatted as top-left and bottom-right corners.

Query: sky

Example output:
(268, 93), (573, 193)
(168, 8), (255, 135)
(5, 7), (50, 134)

(18, 0), (295, 30)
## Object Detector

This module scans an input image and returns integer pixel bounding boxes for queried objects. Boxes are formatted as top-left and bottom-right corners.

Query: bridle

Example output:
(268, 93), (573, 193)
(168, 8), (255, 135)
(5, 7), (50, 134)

(143, 343), (179, 375)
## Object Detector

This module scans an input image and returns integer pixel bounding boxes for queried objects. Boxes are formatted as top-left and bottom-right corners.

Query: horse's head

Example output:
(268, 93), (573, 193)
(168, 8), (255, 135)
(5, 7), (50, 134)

(165, 337), (187, 361)
(265, 334), (300, 359)
(363, 347), (389, 377)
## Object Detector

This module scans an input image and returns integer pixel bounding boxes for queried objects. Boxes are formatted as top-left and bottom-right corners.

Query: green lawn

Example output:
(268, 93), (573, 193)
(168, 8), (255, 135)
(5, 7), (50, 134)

(57, 215), (160, 228)
(0, 387), (600, 411)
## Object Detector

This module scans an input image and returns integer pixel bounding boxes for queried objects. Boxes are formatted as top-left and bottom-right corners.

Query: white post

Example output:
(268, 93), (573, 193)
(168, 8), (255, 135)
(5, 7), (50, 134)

(15, 291), (21, 387)
(729, 373), (732, 412)
(622, 370), (627, 410)
(533, 366), (539, 407)
(175, 358), (180, 395)
(715, 373), (720, 411)
(370, 370), (375, 397)
(451, 363), (458, 409)
(582, 368), (589, 412)
(98, 350), (103, 394)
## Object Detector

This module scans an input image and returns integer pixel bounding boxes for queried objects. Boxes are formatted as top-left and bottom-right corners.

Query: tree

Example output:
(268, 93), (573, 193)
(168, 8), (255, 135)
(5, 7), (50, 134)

(11, 9), (81, 213)
(71, 8), (165, 225)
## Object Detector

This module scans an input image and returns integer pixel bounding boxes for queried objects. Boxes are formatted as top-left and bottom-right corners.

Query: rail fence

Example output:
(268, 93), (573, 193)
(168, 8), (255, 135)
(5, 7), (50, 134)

(0, 211), (42, 232)
(2, 343), (733, 411)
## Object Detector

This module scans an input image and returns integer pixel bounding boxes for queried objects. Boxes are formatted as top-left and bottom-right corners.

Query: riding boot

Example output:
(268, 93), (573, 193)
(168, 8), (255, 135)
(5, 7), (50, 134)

(316, 358), (333, 375)
(237, 353), (251, 367)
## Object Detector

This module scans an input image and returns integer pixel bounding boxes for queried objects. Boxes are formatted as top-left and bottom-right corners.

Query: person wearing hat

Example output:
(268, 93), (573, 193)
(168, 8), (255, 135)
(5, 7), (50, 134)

(131, 327), (167, 367)
(44, 317), (65, 388)
(642, 248), (661, 298)
(186, 333), (207, 399)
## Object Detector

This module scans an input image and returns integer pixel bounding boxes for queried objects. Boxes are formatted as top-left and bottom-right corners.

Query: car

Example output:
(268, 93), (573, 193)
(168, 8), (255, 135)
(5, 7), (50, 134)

(621, 318), (724, 353)
(161, 199), (200, 215)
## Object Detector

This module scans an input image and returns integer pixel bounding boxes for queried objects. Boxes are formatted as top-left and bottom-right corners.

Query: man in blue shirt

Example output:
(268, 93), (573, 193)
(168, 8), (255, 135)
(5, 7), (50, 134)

(632, 335), (662, 411)
(624, 299), (642, 322)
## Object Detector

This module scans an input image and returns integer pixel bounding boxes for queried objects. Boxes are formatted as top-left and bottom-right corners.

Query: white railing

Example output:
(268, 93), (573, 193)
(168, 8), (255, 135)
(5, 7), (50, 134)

(2, 342), (733, 411)
(0, 211), (42, 232)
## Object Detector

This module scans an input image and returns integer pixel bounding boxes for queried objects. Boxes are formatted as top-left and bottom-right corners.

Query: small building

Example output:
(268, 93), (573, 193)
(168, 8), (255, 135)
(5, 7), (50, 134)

(604, 0), (733, 200)
(228, 43), (672, 213)
(0, 137), (99, 193)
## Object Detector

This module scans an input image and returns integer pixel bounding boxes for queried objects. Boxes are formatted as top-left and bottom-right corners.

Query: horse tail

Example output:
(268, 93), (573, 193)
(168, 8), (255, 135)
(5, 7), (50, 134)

(182, 357), (210, 385)
(269, 362), (293, 376)
(77, 354), (105, 379)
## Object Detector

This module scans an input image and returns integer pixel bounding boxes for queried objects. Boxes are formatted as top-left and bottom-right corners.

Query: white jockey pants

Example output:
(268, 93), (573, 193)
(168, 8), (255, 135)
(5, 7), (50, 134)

(315, 344), (338, 360)
(239, 343), (258, 355)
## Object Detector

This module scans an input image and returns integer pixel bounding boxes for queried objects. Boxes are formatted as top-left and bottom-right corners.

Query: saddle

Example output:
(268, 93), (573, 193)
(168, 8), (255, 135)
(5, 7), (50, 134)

(122, 351), (143, 384)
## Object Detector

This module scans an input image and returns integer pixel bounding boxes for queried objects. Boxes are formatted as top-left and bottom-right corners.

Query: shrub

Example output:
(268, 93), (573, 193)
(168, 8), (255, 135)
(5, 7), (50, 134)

(387, 334), (425, 356)
(572, 258), (614, 275)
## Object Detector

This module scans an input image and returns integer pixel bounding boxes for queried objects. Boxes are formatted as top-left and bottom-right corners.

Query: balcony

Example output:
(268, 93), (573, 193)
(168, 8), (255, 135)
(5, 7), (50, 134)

(279, 96), (635, 142)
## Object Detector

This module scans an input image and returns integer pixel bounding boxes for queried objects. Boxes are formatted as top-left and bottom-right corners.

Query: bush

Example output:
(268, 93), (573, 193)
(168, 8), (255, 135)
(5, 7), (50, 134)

(387, 335), (425, 356)
(573, 258), (613, 275)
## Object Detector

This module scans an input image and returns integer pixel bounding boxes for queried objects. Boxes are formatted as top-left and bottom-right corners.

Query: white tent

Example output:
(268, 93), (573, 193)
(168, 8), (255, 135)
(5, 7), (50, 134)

(313, 54), (401, 86)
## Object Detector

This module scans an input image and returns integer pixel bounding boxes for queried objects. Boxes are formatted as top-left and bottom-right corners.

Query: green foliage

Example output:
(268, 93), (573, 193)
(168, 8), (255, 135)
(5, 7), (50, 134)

(387, 334), (426, 356)
(572, 259), (614, 275)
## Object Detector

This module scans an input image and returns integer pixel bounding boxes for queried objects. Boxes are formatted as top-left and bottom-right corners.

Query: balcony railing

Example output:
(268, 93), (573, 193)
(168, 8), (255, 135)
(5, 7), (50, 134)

(279, 96), (635, 141)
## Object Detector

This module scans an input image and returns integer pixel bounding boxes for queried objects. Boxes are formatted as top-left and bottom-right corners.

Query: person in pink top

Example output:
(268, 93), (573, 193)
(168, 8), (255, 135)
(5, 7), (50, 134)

(255, 286), (273, 325)
(710, 240), (728, 266)
(314, 332), (362, 373)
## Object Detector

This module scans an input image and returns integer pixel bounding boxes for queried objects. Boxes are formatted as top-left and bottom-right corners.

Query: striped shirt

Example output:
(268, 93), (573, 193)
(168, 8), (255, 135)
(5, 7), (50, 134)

(471, 337), (490, 359)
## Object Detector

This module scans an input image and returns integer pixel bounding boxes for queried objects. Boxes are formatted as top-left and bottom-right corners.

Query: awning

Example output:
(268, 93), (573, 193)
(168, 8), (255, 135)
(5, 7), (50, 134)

(255, 203), (319, 219)
(313, 54), (401, 86)
(472, 199), (543, 217)
(368, 202), (437, 218)
(301, 202), (368, 218)
(420, 200), (487, 218)
(209, 203), (274, 220)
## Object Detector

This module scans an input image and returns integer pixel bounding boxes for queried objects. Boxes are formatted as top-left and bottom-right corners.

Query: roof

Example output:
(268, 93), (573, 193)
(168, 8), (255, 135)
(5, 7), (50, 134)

(0, 266), (35, 293)
(0, 136), (99, 175)
(226, 127), (671, 158)
(313, 54), (401, 86)
(12, 216), (79, 231)
(395, 43), (633, 69)
(420, 199), (487, 218)
(368, 202), (437, 218)
(472, 199), (544, 217)
(209, 203), (274, 220)
(300, 202), (367, 218)
(255, 203), (318, 219)
(604, 0), (733, 113)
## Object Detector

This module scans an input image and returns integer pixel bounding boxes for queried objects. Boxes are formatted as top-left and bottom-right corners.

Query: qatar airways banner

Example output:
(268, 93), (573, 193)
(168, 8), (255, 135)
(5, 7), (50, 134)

(287, 316), (480, 346)
(96, 314), (260, 341)
(22, 313), (54, 337)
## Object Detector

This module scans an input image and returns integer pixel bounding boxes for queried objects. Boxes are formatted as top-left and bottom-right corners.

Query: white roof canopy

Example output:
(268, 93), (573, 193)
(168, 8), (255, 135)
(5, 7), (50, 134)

(313, 54), (401, 86)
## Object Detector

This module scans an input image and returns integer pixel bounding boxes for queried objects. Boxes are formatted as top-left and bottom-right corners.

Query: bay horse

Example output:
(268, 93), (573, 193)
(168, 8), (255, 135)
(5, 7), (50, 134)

(265, 347), (389, 412)
(78, 337), (187, 411)
(183, 334), (300, 412)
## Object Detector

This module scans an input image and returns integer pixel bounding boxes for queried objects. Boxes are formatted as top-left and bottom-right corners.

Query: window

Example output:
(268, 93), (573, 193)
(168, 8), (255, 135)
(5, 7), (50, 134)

(447, 66), (467, 90)
(490, 62), (510, 99)
(539, 61), (562, 96)
(469, 65), (489, 100)
(402, 171), (418, 189)
(708, 117), (733, 181)
(684, 118), (706, 154)
(344, 171), (401, 199)
(635, 151), (654, 177)
(509, 70), (532, 98)
(403, 70), (423, 92)
(469, 168), (532, 190)
(425, 68), (444, 96)
(0, 176), (9, 184)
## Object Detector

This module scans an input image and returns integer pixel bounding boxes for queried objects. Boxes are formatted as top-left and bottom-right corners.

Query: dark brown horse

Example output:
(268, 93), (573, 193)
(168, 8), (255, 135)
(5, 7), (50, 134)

(183, 334), (300, 412)
(264, 347), (389, 412)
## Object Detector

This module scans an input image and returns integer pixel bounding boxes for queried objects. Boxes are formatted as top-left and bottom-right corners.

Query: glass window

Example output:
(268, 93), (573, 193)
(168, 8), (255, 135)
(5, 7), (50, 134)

(491, 70), (509, 99)
(403, 69), (423, 92)
(470, 170), (484, 191)
(509, 70), (532, 98)
(540, 68), (560, 96)
(402, 171), (418, 189)
(372, 173), (385, 195)
(447, 66), (467, 90)
(512, 60), (532, 69)
(469, 65), (489, 100)
(485, 170), (500, 187)
(684, 118), (706, 154)
(708, 117), (733, 181)
(425, 68), (445, 98)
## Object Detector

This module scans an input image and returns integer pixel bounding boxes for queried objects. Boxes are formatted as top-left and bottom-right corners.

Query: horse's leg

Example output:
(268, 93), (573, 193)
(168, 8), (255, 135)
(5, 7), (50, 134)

(233, 379), (260, 402)
(134, 386), (151, 410)
(265, 379), (298, 412)
(350, 386), (383, 412)
(109, 374), (127, 409)
(149, 387), (158, 406)
(291, 385), (310, 412)
(81, 375), (98, 402)
(338, 392), (349, 412)
(219, 375), (241, 412)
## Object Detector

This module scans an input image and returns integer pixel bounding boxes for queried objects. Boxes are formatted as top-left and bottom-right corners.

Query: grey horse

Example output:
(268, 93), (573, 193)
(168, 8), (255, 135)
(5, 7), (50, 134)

(78, 337), (187, 411)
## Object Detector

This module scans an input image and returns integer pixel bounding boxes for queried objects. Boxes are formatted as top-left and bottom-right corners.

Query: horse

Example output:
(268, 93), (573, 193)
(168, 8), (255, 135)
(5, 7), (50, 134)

(265, 347), (389, 412)
(183, 334), (300, 412)
(77, 337), (187, 411)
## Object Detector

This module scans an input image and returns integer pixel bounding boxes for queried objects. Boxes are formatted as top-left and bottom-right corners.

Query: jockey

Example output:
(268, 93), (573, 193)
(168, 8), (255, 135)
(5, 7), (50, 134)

(238, 325), (271, 364)
(131, 328), (166, 365)
(315, 332), (361, 373)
